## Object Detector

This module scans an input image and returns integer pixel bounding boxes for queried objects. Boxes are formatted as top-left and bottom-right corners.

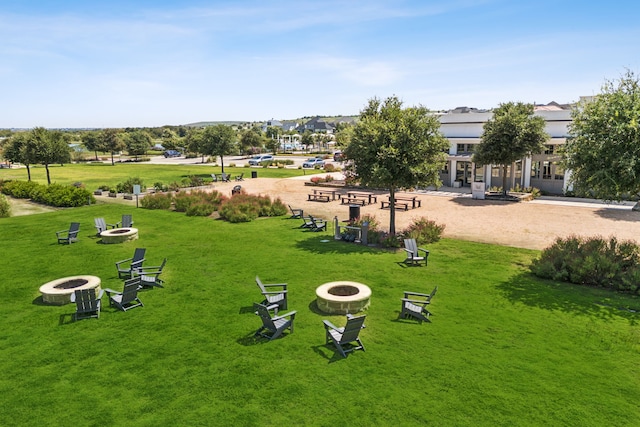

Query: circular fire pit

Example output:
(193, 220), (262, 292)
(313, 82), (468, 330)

(316, 281), (371, 314)
(39, 275), (101, 305)
(100, 227), (138, 244)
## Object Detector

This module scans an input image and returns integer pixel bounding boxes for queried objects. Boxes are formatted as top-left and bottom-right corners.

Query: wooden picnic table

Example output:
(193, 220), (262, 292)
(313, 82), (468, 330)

(313, 188), (339, 201)
(346, 191), (377, 204)
(387, 194), (421, 209)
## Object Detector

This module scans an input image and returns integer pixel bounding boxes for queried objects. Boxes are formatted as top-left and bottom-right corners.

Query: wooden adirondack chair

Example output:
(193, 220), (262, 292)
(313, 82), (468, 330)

(400, 286), (438, 323)
(136, 258), (167, 288)
(105, 278), (144, 311)
(253, 302), (296, 340)
(71, 288), (103, 320)
(323, 314), (366, 358)
(57, 222), (81, 244)
(255, 276), (287, 311)
(115, 248), (146, 279)
(403, 238), (429, 266)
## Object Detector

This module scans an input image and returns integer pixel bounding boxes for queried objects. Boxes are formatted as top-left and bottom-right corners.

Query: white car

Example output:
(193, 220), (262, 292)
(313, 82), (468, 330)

(248, 154), (273, 166)
(302, 157), (325, 168)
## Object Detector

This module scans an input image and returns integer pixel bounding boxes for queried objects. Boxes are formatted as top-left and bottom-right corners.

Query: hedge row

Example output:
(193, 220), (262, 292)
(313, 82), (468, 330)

(0, 180), (95, 207)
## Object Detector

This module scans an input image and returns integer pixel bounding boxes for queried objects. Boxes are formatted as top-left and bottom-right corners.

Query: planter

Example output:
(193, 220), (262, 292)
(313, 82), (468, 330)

(108, 192), (117, 198)
(124, 194), (133, 200)
(93, 190), (103, 196)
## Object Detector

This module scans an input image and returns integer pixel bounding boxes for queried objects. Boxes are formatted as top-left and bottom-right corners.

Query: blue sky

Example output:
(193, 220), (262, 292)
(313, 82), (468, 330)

(2, 0), (639, 128)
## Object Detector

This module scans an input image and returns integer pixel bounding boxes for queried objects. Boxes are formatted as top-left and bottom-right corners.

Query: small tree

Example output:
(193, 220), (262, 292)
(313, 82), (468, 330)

(345, 96), (449, 235)
(473, 102), (548, 196)
(1, 132), (33, 180)
(563, 69), (640, 208)
(100, 129), (125, 165)
(24, 127), (71, 184)
(201, 125), (237, 173)
(125, 130), (152, 160)
(239, 128), (264, 155)
(81, 131), (103, 161)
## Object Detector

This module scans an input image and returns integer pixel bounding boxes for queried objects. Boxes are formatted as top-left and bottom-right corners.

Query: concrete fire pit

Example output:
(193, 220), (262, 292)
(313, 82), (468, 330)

(316, 281), (371, 314)
(39, 275), (101, 305)
(100, 227), (138, 244)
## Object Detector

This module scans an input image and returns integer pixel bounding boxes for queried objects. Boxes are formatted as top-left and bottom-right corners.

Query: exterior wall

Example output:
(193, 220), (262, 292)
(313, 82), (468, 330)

(437, 108), (572, 195)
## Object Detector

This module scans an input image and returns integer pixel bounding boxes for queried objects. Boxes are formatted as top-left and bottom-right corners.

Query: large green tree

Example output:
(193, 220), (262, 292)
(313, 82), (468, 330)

(345, 96), (449, 234)
(201, 125), (237, 173)
(81, 131), (103, 160)
(1, 132), (33, 180)
(563, 70), (640, 207)
(239, 128), (264, 155)
(100, 129), (125, 165)
(124, 130), (152, 160)
(473, 102), (548, 196)
(24, 127), (71, 184)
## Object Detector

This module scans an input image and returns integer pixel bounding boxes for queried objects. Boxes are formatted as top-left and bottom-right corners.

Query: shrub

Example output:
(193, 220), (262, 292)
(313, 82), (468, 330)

(324, 163), (336, 172)
(153, 182), (168, 192)
(0, 194), (10, 218)
(218, 193), (286, 223)
(173, 192), (201, 212)
(402, 217), (446, 245)
(1, 180), (40, 198)
(531, 235), (640, 293)
(186, 202), (216, 217)
(140, 193), (173, 210)
(116, 177), (145, 194)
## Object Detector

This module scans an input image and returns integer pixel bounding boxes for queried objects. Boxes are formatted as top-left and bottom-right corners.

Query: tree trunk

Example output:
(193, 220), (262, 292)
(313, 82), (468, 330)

(389, 188), (396, 235)
(45, 164), (51, 185)
(26, 165), (31, 181)
(502, 164), (508, 196)
(220, 156), (225, 173)
(111, 152), (115, 166)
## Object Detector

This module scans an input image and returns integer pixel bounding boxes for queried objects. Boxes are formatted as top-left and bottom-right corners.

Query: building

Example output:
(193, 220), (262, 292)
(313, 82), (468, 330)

(438, 102), (573, 195)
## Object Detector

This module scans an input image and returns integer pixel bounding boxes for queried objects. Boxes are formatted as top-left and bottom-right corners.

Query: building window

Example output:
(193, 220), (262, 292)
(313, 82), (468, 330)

(491, 165), (500, 178)
(554, 163), (564, 180)
(542, 161), (552, 179)
(514, 161), (522, 180)
(531, 162), (540, 179)
(544, 145), (555, 155)
(474, 164), (484, 182)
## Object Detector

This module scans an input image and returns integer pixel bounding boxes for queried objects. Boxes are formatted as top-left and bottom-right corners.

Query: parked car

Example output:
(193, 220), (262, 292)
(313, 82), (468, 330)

(302, 157), (325, 168)
(248, 154), (273, 166)
(163, 150), (181, 158)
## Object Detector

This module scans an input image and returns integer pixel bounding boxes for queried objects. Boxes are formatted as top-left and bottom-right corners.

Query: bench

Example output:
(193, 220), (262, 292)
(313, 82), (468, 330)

(308, 193), (331, 202)
(388, 195), (421, 209)
(347, 192), (377, 204)
(381, 201), (409, 211)
(341, 198), (367, 206)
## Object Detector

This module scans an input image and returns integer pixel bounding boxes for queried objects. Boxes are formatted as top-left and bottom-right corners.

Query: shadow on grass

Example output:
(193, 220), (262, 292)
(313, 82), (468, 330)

(294, 235), (385, 255)
(236, 330), (294, 346)
(238, 305), (255, 315)
(32, 296), (47, 306)
(497, 272), (640, 325)
(311, 344), (346, 363)
(58, 313), (75, 325)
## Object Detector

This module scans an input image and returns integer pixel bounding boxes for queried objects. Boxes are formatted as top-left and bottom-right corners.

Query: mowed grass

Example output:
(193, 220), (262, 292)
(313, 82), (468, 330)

(0, 162), (321, 190)
(1, 203), (639, 426)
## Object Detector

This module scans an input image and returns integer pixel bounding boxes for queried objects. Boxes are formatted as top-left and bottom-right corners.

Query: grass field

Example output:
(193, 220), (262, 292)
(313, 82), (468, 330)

(1, 199), (639, 426)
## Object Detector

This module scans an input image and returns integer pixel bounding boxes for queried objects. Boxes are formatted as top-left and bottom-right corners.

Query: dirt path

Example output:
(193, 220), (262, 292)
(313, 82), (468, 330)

(210, 176), (640, 250)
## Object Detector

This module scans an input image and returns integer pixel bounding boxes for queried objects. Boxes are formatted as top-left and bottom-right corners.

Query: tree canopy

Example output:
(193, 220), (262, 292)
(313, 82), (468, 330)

(473, 102), (548, 195)
(124, 130), (152, 160)
(100, 129), (125, 165)
(23, 127), (71, 184)
(344, 96), (449, 234)
(201, 125), (237, 173)
(563, 70), (640, 205)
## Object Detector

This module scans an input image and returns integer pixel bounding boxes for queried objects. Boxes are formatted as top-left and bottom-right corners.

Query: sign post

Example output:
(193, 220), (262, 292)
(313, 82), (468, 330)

(133, 185), (141, 208)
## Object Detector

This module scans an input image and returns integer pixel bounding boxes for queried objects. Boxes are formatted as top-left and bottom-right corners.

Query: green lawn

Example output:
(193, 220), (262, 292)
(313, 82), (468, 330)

(0, 162), (322, 190)
(1, 202), (639, 426)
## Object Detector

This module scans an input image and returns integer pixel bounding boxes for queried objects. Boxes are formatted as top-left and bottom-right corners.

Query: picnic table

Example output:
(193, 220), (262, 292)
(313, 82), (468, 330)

(345, 191), (377, 205)
(308, 189), (338, 202)
(387, 194), (421, 209)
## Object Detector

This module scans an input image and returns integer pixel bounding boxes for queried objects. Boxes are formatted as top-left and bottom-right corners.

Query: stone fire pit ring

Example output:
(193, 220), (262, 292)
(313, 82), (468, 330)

(100, 227), (138, 244)
(316, 281), (371, 314)
(39, 275), (101, 305)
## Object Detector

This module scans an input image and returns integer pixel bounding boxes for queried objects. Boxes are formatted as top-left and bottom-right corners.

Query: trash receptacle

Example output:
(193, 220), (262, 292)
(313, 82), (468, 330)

(349, 204), (360, 222)
(232, 185), (241, 195)
(251, 171), (258, 179)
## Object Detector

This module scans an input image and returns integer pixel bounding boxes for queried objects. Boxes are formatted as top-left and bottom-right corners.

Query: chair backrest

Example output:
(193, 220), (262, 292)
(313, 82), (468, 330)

(132, 248), (146, 264)
(429, 286), (438, 300)
(121, 278), (141, 304)
(338, 315), (366, 343)
(255, 276), (266, 293)
(95, 218), (107, 233)
(157, 258), (167, 272)
(121, 214), (133, 228)
(69, 222), (81, 238)
(222, 173), (230, 181)
(211, 173), (218, 182)
(254, 303), (276, 329)
(74, 289), (99, 313)
(404, 238), (418, 254)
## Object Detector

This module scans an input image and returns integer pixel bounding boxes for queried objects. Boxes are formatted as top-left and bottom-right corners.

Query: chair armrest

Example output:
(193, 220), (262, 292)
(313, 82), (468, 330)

(115, 257), (134, 267)
(262, 290), (287, 295)
(263, 283), (287, 290)
(404, 291), (429, 298)
(107, 222), (119, 228)
(272, 310), (297, 321)
(401, 298), (430, 305)
(103, 288), (120, 297)
(138, 269), (162, 276)
(418, 248), (429, 255)
(97, 289), (104, 299)
(56, 230), (68, 237)
(322, 320), (342, 332)
(404, 248), (414, 255)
